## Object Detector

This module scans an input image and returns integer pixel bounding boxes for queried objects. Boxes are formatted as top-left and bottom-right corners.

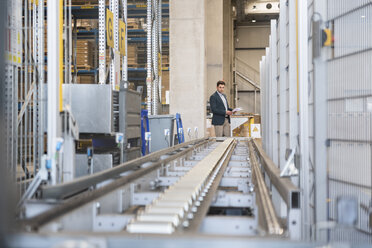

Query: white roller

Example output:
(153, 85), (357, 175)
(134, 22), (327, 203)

(127, 139), (234, 234)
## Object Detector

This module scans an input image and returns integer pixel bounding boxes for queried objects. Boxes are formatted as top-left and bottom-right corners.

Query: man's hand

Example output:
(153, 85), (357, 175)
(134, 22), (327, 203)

(226, 110), (233, 116)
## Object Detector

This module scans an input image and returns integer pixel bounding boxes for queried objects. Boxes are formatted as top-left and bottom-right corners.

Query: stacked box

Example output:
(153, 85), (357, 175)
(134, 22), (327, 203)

(162, 54), (169, 67)
(232, 121), (250, 137)
(72, 0), (99, 5)
(77, 75), (95, 84)
(253, 114), (261, 124)
(74, 19), (98, 30)
(76, 40), (95, 68)
(161, 70), (169, 104)
(127, 18), (141, 29)
(206, 119), (216, 137)
(127, 45), (138, 66)
(162, 19), (169, 30)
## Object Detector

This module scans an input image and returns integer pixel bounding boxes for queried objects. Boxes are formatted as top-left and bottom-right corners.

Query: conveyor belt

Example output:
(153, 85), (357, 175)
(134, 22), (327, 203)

(127, 138), (235, 234)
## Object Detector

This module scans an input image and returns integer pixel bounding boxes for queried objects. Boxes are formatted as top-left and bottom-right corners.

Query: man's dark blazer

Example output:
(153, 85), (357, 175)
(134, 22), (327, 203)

(210, 91), (232, 125)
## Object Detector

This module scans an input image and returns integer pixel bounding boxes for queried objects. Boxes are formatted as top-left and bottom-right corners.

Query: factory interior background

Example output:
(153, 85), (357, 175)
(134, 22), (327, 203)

(0, 0), (371, 247)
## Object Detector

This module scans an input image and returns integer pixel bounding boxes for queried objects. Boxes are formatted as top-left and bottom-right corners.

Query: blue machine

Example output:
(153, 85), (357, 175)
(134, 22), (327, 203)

(141, 109), (150, 156)
(175, 113), (185, 144)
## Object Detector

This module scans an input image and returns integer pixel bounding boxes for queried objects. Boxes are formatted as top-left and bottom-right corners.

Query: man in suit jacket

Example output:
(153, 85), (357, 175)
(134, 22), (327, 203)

(210, 80), (234, 137)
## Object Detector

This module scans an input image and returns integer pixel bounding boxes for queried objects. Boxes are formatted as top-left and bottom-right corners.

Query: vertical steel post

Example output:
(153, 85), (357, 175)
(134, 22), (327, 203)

(69, 0), (72, 84)
(122, 0), (128, 81)
(158, 0), (162, 108)
(275, 0), (289, 219)
(298, 0), (310, 240)
(113, 0), (119, 90)
(260, 56), (266, 151)
(38, 0), (45, 175)
(33, 0), (38, 176)
(313, 0), (328, 242)
(270, 20), (278, 165)
(47, 0), (61, 185)
(146, 0), (152, 114)
(64, 0), (68, 85)
(24, 0), (29, 183)
(152, 0), (158, 115)
(288, 0), (298, 152)
(98, 0), (106, 84)
(109, 0), (114, 87)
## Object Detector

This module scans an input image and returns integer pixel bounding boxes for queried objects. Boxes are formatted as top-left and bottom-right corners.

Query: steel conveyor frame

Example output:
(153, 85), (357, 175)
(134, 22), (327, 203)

(18, 137), (304, 242)
(41, 138), (210, 199)
(22, 138), (210, 230)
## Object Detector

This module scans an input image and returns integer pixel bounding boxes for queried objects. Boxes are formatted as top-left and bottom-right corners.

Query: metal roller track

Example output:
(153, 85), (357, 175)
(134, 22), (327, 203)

(127, 138), (236, 234)
(252, 139), (300, 208)
(248, 140), (283, 235)
(21, 139), (210, 231)
(41, 138), (210, 200)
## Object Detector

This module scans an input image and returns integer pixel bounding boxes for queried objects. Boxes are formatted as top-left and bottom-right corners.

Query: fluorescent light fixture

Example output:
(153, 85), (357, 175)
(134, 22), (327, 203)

(252, 19), (256, 23)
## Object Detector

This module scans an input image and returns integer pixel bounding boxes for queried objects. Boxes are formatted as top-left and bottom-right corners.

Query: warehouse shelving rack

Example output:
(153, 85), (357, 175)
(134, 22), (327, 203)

(70, 2), (169, 90)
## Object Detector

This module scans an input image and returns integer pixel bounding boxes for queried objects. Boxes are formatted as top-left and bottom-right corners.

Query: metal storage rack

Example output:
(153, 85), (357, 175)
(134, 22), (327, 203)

(70, 1), (170, 113)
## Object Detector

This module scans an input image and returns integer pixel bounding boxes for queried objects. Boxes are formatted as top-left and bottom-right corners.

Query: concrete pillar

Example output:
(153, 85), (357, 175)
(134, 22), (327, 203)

(206, 0), (223, 98)
(223, 0), (234, 106)
(170, 0), (207, 139)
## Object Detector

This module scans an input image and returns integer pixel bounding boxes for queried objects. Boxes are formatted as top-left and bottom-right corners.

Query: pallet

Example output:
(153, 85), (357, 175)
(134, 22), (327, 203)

(76, 65), (94, 71)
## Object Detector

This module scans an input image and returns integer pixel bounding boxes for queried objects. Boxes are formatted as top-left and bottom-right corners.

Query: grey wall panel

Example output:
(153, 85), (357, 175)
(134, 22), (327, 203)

(235, 26), (270, 48)
(330, 228), (372, 244)
(328, 180), (372, 240)
(328, 142), (371, 187)
(237, 92), (262, 114)
(328, 50), (372, 100)
(333, 5), (372, 57)
(75, 154), (113, 178)
(327, 0), (371, 20)
(328, 112), (372, 141)
(63, 84), (113, 134)
(326, 1), (372, 241)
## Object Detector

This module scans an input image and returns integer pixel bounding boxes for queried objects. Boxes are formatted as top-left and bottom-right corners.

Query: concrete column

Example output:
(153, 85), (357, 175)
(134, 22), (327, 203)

(170, 0), (207, 139)
(206, 0), (223, 98)
(223, 0), (234, 105)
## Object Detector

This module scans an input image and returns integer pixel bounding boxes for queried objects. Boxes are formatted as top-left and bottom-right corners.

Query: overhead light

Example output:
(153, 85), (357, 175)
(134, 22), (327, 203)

(252, 5), (256, 10)
(361, 15), (366, 18)
(252, 19), (256, 23)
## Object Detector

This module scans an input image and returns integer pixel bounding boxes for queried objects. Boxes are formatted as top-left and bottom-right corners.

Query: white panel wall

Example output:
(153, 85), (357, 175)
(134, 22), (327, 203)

(260, 0), (372, 242)
(326, 1), (372, 242)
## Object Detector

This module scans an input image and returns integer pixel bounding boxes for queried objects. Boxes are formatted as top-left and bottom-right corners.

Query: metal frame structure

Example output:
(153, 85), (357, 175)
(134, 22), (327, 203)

(14, 137), (304, 242)
(260, 0), (372, 243)
(5, 0), (46, 197)
(47, 0), (61, 185)
(99, 0), (106, 85)
(122, 0), (128, 82)
(146, 0), (152, 113)
(146, 0), (162, 115)
(10, 0), (134, 199)
(312, 0), (328, 241)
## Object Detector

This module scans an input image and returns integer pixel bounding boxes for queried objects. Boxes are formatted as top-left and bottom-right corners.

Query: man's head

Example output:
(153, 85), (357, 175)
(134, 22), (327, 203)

(216, 80), (225, 94)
